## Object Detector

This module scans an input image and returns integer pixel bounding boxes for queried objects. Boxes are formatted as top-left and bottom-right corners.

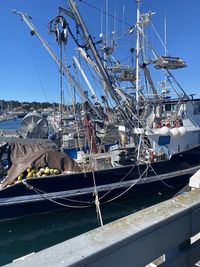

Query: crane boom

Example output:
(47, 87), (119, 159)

(12, 9), (102, 119)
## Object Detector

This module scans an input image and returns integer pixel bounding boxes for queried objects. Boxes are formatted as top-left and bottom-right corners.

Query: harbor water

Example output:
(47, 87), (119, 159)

(0, 118), (22, 131)
(0, 119), (183, 266)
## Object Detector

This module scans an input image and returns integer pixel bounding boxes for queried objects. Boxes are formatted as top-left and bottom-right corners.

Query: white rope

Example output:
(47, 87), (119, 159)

(102, 163), (150, 203)
(99, 164), (136, 201)
(22, 180), (92, 208)
(148, 164), (174, 189)
(92, 170), (104, 227)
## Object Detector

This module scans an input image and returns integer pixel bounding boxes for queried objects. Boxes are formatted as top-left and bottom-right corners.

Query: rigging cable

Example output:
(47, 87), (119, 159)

(59, 42), (64, 122)
(77, 0), (131, 27)
(66, 24), (87, 49)
(102, 163), (150, 203)
(21, 22), (49, 102)
(64, 45), (84, 151)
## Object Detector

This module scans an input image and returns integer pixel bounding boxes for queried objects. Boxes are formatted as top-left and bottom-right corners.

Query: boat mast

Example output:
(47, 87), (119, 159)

(164, 17), (167, 90)
(135, 0), (140, 118)
(67, 0), (118, 103)
(103, 0), (108, 111)
(66, 0), (139, 127)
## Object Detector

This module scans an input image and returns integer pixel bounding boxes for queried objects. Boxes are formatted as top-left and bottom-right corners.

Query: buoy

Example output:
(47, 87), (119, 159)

(170, 127), (179, 137)
(160, 126), (170, 135)
(178, 126), (186, 136)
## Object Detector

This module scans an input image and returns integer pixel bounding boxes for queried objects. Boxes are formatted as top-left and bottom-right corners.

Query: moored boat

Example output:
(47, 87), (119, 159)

(0, 0), (199, 222)
(0, 141), (200, 222)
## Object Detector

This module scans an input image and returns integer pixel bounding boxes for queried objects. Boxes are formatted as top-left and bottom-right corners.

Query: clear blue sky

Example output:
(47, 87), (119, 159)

(1, 0), (200, 103)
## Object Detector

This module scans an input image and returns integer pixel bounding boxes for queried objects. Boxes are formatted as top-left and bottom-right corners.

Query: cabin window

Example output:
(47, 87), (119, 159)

(158, 135), (171, 146)
(164, 103), (176, 112)
(165, 104), (171, 112)
(193, 102), (200, 115)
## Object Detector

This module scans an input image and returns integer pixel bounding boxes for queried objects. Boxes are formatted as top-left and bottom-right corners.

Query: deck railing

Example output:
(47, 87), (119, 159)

(6, 188), (200, 267)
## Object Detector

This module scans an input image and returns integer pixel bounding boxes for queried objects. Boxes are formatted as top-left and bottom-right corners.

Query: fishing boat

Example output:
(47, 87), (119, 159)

(0, 0), (199, 222)
(0, 140), (200, 222)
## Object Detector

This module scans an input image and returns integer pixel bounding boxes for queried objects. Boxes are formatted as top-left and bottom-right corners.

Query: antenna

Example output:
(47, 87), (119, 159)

(164, 17), (167, 90)
(123, 4), (125, 33)
(114, 3), (117, 33)
(164, 17), (167, 57)
(106, 0), (108, 45)
(100, 5), (103, 36)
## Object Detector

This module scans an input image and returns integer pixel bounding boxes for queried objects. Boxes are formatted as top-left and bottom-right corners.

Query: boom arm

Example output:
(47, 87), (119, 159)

(12, 9), (102, 119)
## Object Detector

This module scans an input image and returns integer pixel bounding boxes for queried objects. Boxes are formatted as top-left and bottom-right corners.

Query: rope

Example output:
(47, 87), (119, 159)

(67, 24), (87, 49)
(98, 160), (173, 204)
(148, 164), (174, 189)
(22, 180), (92, 208)
(91, 159), (104, 226)
(99, 164), (136, 201)
(21, 161), (173, 214)
(101, 163), (150, 203)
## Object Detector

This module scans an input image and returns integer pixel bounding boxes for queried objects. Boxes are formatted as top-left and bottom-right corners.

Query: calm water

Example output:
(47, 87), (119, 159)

(0, 119), (182, 265)
(0, 118), (21, 130)
(0, 189), (181, 266)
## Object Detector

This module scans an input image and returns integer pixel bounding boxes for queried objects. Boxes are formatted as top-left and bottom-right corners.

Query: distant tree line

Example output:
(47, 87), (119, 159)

(0, 100), (57, 112)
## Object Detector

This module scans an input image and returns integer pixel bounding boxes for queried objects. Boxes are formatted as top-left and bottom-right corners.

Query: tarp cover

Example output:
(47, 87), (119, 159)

(2, 143), (81, 187)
